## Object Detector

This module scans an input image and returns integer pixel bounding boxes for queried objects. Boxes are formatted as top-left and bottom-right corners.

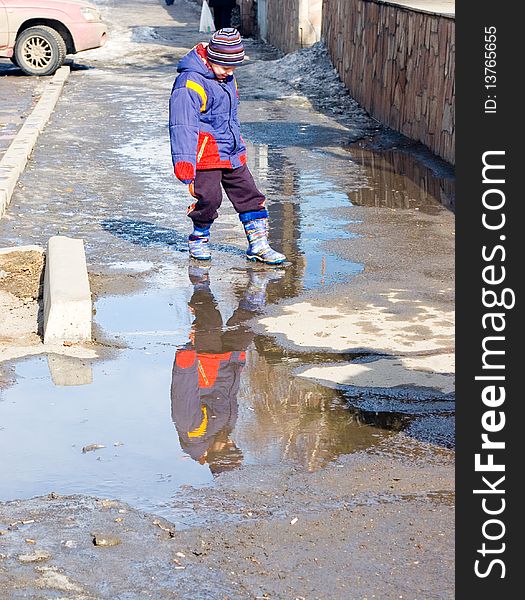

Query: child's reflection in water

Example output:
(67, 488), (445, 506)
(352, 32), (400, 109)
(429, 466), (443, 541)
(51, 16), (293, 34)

(171, 265), (283, 474)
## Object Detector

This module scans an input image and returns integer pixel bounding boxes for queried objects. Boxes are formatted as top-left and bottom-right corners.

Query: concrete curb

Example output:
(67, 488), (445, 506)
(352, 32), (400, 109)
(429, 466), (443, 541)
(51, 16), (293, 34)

(43, 235), (92, 345)
(0, 66), (70, 218)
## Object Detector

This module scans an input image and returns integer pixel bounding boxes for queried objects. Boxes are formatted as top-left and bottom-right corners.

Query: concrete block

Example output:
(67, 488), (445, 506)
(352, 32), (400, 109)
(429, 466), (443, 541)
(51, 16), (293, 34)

(43, 236), (92, 345)
(0, 161), (23, 180)
(0, 166), (22, 211)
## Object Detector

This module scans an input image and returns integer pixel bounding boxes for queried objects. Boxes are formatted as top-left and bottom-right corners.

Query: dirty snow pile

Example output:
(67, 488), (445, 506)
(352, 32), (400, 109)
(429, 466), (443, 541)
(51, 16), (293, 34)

(246, 41), (380, 135)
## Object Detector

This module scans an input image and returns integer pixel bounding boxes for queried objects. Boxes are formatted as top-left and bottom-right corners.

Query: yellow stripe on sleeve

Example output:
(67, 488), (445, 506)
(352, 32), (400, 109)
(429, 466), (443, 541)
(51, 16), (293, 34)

(186, 80), (207, 112)
(188, 406), (208, 438)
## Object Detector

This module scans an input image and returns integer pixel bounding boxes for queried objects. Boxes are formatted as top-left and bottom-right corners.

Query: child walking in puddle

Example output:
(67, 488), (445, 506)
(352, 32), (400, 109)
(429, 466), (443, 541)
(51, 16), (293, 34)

(169, 28), (286, 264)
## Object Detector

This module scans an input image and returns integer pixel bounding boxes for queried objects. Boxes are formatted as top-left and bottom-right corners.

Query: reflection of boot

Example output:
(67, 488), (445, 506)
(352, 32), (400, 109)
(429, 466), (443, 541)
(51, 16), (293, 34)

(188, 264), (211, 288)
(188, 224), (212, 261)
(249, 267), (285, 288)
(241, 267), (285, 311)
(240, 213), (286, 265)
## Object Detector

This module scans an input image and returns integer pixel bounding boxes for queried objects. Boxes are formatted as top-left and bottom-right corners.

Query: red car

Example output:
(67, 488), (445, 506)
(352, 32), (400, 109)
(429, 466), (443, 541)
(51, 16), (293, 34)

(0, 0), (107, 76)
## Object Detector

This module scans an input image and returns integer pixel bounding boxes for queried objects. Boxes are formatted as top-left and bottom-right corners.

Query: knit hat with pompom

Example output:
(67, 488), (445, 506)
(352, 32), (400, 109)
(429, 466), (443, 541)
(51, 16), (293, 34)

(206, 28), (245, 66)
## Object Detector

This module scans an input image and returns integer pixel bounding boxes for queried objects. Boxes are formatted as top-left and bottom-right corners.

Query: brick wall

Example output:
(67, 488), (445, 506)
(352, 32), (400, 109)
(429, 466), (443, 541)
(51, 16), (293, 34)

(322, 0), (455, 164)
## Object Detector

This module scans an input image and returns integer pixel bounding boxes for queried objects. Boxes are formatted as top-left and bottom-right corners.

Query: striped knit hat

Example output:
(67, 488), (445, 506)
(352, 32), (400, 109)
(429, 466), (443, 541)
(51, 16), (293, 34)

(206, 28), (245, 67)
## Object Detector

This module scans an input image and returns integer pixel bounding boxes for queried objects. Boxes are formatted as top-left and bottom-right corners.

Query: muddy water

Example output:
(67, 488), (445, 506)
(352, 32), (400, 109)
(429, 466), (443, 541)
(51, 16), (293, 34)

(0, 0), (454, 519)
(344, 142), (455, 212)
(0, 280), (403, 516)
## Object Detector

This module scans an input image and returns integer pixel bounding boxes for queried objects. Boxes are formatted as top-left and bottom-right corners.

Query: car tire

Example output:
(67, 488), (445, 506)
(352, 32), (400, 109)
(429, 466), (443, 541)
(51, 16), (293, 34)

(14, 26), (67, 76)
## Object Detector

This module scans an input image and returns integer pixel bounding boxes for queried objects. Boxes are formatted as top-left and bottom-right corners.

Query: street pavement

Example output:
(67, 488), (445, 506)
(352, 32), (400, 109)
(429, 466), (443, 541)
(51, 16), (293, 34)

(0, 1), (455, 598)
(0, 70), (44, 159)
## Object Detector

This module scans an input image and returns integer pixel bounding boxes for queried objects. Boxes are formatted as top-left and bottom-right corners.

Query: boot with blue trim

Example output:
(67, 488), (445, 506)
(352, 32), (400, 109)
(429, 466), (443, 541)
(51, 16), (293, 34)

(239, 211), (286, 265)
(188, 223), (212, 261)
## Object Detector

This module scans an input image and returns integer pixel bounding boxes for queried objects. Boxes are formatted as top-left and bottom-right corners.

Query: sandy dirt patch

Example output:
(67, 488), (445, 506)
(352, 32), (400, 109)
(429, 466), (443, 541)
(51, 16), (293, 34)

(0, 246), (44, 345)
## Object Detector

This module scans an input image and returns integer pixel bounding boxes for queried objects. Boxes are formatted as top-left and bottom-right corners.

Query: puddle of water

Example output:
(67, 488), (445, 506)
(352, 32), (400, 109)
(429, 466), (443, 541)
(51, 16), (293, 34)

(292, 172), (364, 289)
(242, 121), (350, 148)
(268, 170), (364, 290)
(343, 144), (455, 212)
(107, 260), (156, 271)
(0, 277), (398, 517)
(95, 288), (191, 340)
(244, 141), (365, 291)
(0, 350), (211, 512)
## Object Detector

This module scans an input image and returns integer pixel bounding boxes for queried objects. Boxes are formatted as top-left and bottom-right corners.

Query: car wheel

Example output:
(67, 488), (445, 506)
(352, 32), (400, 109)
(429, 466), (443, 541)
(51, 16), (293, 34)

(14, 26), (67, 76)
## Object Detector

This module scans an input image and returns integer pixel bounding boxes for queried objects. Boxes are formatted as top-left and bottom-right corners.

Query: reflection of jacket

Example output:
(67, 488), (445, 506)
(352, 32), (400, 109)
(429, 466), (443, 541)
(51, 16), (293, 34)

(171, 348), (245, 461)
(169, 43), (247, 184)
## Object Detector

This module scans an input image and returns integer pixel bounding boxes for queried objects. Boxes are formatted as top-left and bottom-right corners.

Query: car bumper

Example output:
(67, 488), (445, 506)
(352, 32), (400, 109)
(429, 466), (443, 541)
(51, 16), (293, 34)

(72, 22), (108, 53)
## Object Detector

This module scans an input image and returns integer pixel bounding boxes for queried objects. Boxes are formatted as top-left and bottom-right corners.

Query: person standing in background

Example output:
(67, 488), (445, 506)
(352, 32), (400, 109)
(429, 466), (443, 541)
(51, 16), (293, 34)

(208, 0), (237, 29)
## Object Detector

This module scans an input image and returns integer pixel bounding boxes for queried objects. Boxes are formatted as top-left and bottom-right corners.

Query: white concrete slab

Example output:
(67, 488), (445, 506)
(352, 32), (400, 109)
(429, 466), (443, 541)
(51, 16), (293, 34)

(43, 236), (92, 345)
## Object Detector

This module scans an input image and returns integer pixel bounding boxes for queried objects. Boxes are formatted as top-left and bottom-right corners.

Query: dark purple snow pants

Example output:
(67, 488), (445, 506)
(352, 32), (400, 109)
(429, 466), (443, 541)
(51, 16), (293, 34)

(188, 165), (266, 229)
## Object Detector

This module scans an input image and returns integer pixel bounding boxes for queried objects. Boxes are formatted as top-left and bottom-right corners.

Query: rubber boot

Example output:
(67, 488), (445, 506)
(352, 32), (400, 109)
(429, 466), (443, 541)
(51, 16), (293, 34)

(188, 224), (211, 260)
(240, 214), (286, 265)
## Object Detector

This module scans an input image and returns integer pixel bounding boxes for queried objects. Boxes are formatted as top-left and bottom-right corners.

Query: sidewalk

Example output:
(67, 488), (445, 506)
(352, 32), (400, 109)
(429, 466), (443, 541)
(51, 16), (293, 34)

(0, 69), (45, 159)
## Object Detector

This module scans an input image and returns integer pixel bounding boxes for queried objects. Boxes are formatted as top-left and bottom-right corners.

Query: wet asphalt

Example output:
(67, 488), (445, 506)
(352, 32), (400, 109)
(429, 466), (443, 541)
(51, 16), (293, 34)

(0, 0), (455, 597)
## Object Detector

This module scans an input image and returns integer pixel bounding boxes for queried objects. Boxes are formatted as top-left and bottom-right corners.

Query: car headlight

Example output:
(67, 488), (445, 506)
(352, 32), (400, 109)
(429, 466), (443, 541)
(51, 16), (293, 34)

(80, 7), (101, 22)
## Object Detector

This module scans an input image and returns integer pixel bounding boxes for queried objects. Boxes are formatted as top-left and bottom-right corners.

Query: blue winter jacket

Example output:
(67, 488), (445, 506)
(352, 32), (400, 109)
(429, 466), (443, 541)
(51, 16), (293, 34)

(169, 43), (247, 184)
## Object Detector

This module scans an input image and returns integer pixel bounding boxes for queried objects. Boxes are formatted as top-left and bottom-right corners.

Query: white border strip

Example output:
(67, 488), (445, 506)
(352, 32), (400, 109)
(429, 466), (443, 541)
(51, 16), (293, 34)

(0, 66), (70, 218)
